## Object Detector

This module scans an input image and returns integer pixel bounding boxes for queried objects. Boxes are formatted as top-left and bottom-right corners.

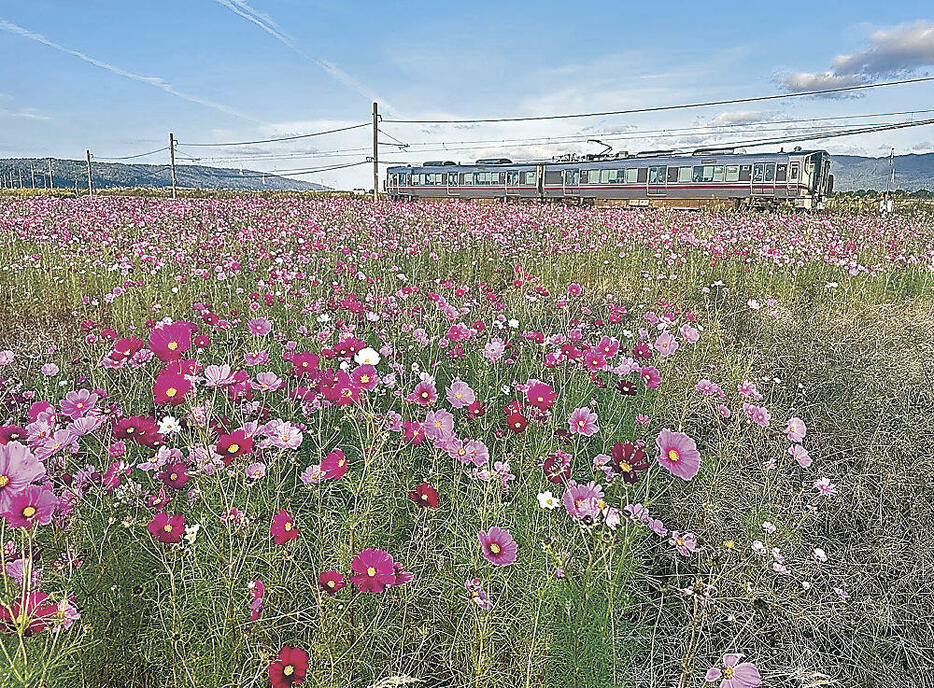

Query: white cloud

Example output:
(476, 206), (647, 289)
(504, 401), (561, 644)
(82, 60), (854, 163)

(776, 20), (934, 95)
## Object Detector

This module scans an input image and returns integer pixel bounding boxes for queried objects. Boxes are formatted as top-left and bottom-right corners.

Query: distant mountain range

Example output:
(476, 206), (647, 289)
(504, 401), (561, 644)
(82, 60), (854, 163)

(0, 153), (930, 193)
(0, 157), (329, 192)
(830, 153), (933, 192)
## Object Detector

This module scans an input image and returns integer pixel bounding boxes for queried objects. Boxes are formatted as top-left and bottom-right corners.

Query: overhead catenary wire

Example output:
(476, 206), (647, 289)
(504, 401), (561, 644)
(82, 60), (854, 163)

(382, 76), (934, 124)
(94, 146), (170, 161)
(179, 122), (369, 147)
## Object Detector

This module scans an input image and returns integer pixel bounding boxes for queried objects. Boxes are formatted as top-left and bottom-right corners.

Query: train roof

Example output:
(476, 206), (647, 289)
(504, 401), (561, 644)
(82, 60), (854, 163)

(387, 149), (829, 173)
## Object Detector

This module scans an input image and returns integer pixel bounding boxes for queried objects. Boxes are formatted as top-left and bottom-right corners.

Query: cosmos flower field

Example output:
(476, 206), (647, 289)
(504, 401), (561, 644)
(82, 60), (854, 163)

(0, 196), (932, 687)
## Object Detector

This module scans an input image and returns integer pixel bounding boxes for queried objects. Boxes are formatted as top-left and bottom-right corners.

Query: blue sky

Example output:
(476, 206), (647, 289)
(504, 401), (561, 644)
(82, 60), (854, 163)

(1, 1), (932, 188)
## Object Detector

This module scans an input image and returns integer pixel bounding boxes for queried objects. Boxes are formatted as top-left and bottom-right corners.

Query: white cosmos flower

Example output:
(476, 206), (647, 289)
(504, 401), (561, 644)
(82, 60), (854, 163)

(354, 347), (381, 366)
(184, 524), (200, 544)
(158, 416), (181, 435)
(538, 491), (559, 509)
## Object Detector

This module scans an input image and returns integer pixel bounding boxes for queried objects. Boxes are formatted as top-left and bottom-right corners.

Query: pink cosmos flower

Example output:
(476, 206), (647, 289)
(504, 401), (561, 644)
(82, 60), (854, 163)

(640, 366), (662, 389)
(148, 321), (193, 362)
(321, 448), (348, 479)
(248, 579), (265, 621)
(59, 389), (99, 420)
(562, 481), (604, 520)
(655, 428), (701, 481)
(350, 548), (396, 593)
(704, 653), (761, 687)
(653, 332), (679, 357)
(423, 409), (455, 440)
(445, 380), (475, 409)
(2, 485), (56, 528)
(669, 530), (701, 556)
(813, 477), (837, 496)
(785, 417), (806, 442)
(525, 381), (556, 410)
(270, 509), (298, 544)
(478, 526), (518, 566)
(247, 317), (272, 336)
(568, 407), (599, 437)
(410, 380), (438, 406)
(789, 444), (811, 468)
(0, 442), (46, 511)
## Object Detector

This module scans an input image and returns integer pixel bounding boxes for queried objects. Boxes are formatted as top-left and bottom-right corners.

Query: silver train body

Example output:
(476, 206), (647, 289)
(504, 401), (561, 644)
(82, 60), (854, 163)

(386, 149), (833, 210)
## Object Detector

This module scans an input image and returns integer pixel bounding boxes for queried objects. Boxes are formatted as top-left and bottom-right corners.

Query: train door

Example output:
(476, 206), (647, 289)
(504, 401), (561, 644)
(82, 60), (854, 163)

(564, 168), (580, 197)
(536, 165), (545, 197)
(505, 170), (520, 197)
(647, 165), (667, 196)
(446, 172), (458, 197)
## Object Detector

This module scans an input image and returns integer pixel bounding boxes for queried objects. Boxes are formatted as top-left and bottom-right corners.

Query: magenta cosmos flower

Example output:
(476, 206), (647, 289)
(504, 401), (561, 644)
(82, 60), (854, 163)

(656, 428), (700, 481)
(478, 526), (518, 566)
(568, 407), (599, 436)
(350, 548), (396, 593)
(0, 442), (46, 511)
(2, 485), (57, 529)
(705, 653), (761, 687)
(270, 509), (298, 545)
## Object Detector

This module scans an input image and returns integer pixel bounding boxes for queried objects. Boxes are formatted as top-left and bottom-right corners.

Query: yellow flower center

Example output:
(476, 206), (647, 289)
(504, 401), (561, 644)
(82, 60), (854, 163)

(327, 580), (336, 588)
(620, 462), (632, 472)
(489, 543), (501, 555)
(668, 449), (680, 462)
(455, 392), (462, 398)
(284, 522), (292, 531)
(76, 402), (84, 408)
(168, 341), (178, 351)
(283, 665), (294, 677)
(227, 443), (240, 454)
(22, 506), (36, 518)
(166, 387), (177, 397)
(163, 524), (173, 532)
(169, 473), (178, 481)
(367, 567), (376, 576)
(0, 475), (8, 488)
(722, 667), (734, 679)
(360, 375), (370, 384)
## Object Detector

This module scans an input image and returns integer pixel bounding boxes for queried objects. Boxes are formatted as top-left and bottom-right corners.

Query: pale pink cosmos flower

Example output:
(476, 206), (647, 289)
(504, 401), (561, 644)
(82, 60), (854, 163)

(653, 332), (679, 357)
(445, 380), (475, 409)
(483, 339), (505, 364)
(813, 477), (837, 496)
(0, 350), (13, 365)
(204, 364), (236, 388)
(785, 416), (806, 442)
(568, 407), (599, 437)
(669, 531), (700, 556)
(247, 317), (272, 336)
(704, 653), (761, 688)
(789, 444), (811, 468)
(423, 409), (455, 440)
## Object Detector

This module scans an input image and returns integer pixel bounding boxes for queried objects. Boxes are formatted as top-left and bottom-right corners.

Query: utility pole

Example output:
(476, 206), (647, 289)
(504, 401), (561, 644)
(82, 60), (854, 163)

(372, 101), (379, 201)
(30, 166), (35, 189)
(48, 158), (53, 191)
(18, 169), (23, 189)
(169, 132), (177, 199)
(86, 149), (93, 197)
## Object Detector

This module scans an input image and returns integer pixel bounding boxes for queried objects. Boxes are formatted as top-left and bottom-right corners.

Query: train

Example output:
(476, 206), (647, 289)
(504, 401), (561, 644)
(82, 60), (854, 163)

(385, 148), (834, 210)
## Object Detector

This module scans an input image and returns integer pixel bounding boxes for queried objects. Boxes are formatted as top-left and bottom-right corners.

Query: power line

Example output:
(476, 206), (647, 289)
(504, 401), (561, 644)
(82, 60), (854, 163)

(180, 122), (369, 147)
(382, 76), (934, 124)
(95, 146), (170, 161)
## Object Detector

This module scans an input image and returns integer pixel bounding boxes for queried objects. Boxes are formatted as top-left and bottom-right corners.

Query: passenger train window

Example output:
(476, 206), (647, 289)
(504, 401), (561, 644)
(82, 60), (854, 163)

(764, 164), (775, 182)
(648, 166), (666, 184)
(725, 165), (739, 182)
(713, 166), (725, 182)
(506, 171), (519, 185)
(636, 168), (648, 183)
(625, 169), (639, 183)
(667, 166), (680, 183)
(790, 163), (799, 180)
(461, 173), (473, 185)
(739, 165), (752, 182)
(564, 170), (579, 185)
(524, 171), (536, 184)
(449, 173), (458, 186)
(678, 167), (692, 183)
(753, 164), (764, 183)
(776, 164), (787, 182)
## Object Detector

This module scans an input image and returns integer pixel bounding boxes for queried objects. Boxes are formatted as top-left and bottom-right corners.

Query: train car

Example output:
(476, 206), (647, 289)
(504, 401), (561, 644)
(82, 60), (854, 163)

(385, 148), (833, 210)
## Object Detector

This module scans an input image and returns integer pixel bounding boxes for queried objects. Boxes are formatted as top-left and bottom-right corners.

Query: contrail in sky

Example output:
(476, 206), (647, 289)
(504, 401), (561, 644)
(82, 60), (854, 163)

(0, 17), (260, 123)
(212, 0), (399, 115)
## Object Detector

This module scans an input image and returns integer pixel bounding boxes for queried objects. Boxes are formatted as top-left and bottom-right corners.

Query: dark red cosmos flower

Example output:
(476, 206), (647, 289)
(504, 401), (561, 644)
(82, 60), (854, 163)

(616, 378), (638, 396)
(318, 570), (345, 596)
(0, 591), (57, 634)
(402, 421), (425, 445)
(216, 429), (252, 465)
(467, 400), (485, 418)
(632, 341), (652, 360)
(409, 483), (439, 508)
(506, 412), (528, 433)
(270, 509), (298, 545)
(611, 441), (650, 484)
(268, 645), (308, 688)
(114, 416), (163, 447)
(147, 513), (185, 544)
(542, 452), (572, 484)
(158, 462), (191, 490)
(193, 333), (211, 349)
(0, 426), (26, 445)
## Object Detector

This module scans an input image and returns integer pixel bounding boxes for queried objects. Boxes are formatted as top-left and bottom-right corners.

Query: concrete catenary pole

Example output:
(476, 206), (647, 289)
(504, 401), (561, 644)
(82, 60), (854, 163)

(169, 132), (178, 199)
(372, 102), (379, 201)
(86, 149), (93, 196)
